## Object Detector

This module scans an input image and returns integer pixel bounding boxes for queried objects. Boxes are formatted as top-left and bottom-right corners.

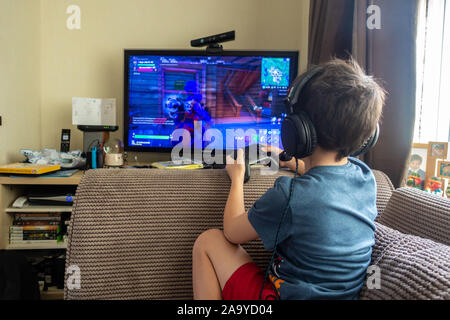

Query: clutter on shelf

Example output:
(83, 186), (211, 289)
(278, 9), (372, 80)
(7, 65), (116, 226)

(20, 148), (86, 169)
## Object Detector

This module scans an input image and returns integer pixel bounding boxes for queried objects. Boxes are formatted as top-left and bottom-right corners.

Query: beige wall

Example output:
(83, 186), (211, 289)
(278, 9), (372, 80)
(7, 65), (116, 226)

(2, 0), (309, 164)
(0, 0), (42, 165)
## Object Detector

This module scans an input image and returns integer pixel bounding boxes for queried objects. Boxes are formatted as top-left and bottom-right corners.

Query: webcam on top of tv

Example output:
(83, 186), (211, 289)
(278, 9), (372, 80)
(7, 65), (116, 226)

(190, 30), (235, 53)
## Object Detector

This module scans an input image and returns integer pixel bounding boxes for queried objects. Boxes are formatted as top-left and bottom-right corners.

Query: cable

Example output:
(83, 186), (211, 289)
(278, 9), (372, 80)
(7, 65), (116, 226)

(87, 139), (100, 152)
(258, 157), (299, 300)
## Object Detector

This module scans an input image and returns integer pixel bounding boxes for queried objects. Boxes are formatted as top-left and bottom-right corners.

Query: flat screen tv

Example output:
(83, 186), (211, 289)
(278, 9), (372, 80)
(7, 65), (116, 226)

(124, 49), (299, 153)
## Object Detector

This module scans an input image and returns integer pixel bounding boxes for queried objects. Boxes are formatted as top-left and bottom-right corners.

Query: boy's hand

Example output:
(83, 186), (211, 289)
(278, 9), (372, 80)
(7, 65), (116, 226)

(261, 145), (306, 175)
(226, 148), (245, 182)
(260, 144), (283, 157)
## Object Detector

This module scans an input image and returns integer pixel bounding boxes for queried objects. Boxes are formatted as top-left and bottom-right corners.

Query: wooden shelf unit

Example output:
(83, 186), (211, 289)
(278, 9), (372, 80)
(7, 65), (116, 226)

(0, 171), (82, 250)
(0, 170), (83, 186)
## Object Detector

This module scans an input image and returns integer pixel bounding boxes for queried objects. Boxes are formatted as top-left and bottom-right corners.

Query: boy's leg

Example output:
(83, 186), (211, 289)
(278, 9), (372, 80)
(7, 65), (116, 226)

(192, 228), (253, 300)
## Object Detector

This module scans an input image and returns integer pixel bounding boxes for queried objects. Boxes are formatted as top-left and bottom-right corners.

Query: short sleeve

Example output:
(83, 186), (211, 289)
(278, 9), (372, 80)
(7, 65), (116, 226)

(248, 176), (293, 250)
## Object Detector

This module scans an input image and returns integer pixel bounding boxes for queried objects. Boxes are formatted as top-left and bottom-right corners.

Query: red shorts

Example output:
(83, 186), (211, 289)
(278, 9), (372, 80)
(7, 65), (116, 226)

(222, 262), (277, 300)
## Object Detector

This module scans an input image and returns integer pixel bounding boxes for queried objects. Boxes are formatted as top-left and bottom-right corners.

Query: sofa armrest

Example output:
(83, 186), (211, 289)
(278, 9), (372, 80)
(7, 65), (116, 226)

(372, 170), (395, 220)
(377, 187), (450, 246)
(359, 222), (450, 300)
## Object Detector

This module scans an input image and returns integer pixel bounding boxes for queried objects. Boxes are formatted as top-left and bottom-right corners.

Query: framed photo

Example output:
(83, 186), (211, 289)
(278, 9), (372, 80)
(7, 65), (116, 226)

(429, 142), (448, 158)
(425, 142), (449, 183)
(437, 160), (450, 179)
(408, 143), (428, 184)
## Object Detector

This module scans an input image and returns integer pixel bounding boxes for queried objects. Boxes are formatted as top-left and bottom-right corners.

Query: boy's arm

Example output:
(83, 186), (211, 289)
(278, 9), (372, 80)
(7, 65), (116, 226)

(224, 150), (259, 244)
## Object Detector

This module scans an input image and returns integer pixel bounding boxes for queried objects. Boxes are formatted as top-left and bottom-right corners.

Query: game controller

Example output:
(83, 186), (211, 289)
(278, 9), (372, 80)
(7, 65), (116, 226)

(217, 146), (292, 183)
(278, 151), (293, 162)
(225, 145), (276, 183)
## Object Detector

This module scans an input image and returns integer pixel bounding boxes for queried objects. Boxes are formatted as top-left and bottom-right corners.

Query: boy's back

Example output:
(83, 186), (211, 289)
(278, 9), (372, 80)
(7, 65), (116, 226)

(192, 58), (385, 301)
(248, 157), (377, 299)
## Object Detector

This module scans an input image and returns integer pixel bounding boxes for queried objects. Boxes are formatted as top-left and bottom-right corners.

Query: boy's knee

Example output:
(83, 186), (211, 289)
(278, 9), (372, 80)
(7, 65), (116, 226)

(193, 229), (224, 253)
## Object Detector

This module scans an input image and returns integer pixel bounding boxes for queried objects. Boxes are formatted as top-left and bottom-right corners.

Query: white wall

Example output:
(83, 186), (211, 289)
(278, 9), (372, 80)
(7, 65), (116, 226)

(0, 0), (42, 164)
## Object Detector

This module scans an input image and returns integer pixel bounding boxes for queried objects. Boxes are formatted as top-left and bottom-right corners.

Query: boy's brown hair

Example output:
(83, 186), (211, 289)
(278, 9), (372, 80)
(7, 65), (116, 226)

(299, 58), (385, 161)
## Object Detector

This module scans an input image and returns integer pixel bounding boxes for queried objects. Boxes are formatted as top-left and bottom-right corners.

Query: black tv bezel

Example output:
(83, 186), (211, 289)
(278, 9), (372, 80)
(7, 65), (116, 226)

(124, 49), (299, 153)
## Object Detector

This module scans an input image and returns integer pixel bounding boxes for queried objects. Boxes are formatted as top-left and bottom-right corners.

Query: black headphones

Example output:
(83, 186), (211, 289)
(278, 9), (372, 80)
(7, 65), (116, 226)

(281, 65), (379, 159)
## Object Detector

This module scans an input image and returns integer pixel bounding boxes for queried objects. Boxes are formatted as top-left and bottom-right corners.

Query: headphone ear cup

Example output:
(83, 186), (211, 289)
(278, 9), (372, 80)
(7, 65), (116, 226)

(281, 112), (317, 159)
(281, 115), (301, 157)
(296, 111), (317, 158)
(282, 66), (321, 159)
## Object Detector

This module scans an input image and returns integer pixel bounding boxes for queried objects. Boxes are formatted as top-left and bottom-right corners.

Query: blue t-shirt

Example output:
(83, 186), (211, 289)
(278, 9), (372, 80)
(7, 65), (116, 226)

(248, 157), (377, 300)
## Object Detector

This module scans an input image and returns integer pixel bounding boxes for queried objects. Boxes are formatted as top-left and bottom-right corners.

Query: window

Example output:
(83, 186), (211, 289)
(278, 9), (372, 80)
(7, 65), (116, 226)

(415, 0), (450, 144)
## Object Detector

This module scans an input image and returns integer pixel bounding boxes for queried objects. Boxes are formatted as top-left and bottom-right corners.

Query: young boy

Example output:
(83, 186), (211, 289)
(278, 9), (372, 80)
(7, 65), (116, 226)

(192, 58), (385, 300)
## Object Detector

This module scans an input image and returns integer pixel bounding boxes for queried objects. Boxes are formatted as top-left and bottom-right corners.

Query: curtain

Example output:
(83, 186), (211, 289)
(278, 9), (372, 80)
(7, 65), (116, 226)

(309, 0), (419, 188)
(308, 0), (355, 64)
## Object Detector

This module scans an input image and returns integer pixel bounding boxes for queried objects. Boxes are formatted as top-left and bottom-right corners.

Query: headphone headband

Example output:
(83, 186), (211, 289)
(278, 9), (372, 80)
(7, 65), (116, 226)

(286, 65), (323, 112)
(350, 123), (380, 157)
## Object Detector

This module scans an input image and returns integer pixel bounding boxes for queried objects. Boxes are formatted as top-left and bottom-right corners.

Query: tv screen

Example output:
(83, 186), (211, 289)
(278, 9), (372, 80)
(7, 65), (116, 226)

(124, 50), (299, 153)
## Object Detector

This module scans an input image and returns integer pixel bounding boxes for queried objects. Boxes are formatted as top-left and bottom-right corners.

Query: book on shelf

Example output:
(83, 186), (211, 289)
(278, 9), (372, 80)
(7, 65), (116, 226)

(10, 233), (57, 239)
(9, 231), (57, 240)
(10, 231), (58, 241)
(14, 213), (61, 221)
(151, 160), (203, 170)
(10, 238), (57, 242)
(9, 240), (62, 245)
(13, 220), (59, 226)
(10, 230), (57, 235)
(0, 163), (60, 175)
(10, 225), (58, 231)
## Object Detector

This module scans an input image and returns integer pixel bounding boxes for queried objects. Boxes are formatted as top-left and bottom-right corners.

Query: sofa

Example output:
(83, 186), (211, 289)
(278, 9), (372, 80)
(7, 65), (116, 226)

(64, 168), (450, 300)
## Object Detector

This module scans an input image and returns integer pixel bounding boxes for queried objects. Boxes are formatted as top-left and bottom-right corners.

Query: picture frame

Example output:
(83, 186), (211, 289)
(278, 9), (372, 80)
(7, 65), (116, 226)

(428, 142), (448, 159)
(407, 143), (428, 189)
(425, 141), (449, 183)
(437, 160), (450, 179)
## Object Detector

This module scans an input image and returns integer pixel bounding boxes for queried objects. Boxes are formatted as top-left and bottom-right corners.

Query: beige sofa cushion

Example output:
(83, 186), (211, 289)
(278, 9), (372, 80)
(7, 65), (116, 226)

(372, 170), (395, 219)
(360, 222), (450, 300)
(378, 187), (450, 246)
